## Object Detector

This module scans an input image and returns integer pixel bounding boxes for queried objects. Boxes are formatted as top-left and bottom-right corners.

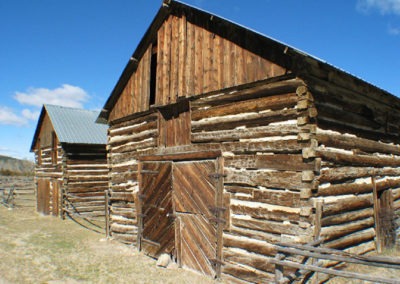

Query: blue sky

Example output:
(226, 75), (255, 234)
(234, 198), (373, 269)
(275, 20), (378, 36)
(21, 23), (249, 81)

(0, 0), (399, 160)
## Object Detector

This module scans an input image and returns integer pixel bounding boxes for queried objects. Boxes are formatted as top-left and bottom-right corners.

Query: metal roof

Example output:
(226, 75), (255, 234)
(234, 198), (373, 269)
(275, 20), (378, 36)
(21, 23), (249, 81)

(30, 104), (108, 151)
(45, 104), (108, 145)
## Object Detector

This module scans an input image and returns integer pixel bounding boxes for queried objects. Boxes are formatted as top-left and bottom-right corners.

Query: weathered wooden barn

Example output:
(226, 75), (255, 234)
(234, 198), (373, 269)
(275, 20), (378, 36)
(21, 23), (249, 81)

(31, 104), (108, 221)
(97, 0), (400, 282)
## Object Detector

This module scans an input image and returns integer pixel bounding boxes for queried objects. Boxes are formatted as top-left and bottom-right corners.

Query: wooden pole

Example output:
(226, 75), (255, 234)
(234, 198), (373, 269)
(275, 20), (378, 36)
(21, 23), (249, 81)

(61, 155), (68, 220)
(314, 200), (323, 241)
(136, 162), (143, 251)
(371, 176), (382, 253)
(215, 156), (224, 280)
(270, 258), (399, 284)
(105, 190), (110, 238)
(274, 253), (286, 284)
(312, 200), (323, 283)
(277, 245), (400, 270)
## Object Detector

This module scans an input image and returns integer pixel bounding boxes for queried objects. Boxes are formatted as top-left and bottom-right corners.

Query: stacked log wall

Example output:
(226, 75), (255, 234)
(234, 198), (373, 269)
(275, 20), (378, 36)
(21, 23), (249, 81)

(64, 158), (108, 220)
(190, 80), (318, 283)
(102, 4), (400, 282)
(106, 78), (327, 282)
(106, 64), (400, 283)
(34, 145), (63, 180)
(310, 81), (400, 254)
(107, 113), (159, 244)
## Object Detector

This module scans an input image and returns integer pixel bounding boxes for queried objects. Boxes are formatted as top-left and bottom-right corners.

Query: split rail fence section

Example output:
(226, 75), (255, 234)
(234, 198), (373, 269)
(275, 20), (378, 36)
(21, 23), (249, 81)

(274, 242), (400, 283)
(0, 176), (35, 208)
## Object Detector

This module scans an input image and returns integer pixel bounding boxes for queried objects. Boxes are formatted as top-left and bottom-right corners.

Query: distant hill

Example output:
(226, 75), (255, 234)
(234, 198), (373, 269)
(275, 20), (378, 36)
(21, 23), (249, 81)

(0, 155), (34, 176)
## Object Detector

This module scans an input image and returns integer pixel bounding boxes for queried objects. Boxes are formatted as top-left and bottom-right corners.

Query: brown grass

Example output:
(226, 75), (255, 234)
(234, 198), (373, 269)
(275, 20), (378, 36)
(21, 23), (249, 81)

(0, 206), (215, 284)
(320, 247), (400, 283)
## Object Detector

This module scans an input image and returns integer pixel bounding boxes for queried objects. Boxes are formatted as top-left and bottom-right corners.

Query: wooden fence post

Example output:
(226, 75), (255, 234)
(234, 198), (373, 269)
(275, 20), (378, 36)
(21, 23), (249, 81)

(371, 176), (382, 253)
(312, 200), (324, 283)
(314, 200), (323, 241)
(275, 253), (286, 283)
(105, 190), (110, 238)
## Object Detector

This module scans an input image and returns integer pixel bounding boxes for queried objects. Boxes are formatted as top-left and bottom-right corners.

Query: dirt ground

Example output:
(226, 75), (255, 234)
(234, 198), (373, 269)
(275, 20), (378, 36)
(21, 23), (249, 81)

(0, 206), (215, 284)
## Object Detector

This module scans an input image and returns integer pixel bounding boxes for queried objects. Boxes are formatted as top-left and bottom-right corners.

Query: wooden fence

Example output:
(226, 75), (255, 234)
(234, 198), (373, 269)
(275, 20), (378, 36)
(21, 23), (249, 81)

(273, 242), (400, 283)
(63, 196), (106, 234)
(0, 187), (15, 207)
(0, 176), (35, 208)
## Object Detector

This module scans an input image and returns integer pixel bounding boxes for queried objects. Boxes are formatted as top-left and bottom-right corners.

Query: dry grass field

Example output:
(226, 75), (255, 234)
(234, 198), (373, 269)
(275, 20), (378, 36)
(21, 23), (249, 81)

(1, 175), (399, 283)
(0, 206), (214, 284)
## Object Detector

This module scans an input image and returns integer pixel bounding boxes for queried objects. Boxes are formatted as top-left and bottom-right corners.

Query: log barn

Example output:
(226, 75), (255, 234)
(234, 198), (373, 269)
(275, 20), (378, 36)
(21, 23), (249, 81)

(31, 104), (108, 221)
(97, 0), (400, 282)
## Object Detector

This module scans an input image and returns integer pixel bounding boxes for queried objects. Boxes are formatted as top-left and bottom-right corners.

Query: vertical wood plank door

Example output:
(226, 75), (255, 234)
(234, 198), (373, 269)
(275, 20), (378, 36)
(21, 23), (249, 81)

(173, 160), (219, 277)
(139, 161), (174, 258)
(51, 180), (60, 216)
(37, 178), (50, 215)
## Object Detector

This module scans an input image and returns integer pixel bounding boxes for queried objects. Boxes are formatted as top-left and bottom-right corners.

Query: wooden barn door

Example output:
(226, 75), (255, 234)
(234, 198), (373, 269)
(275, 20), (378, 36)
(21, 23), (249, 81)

(138, 161), (175, 258)
(173, 160), (220, 277)
(37, 178), (50, 215)
(51, 180), (61, 216)
(138, 157), (223, 277)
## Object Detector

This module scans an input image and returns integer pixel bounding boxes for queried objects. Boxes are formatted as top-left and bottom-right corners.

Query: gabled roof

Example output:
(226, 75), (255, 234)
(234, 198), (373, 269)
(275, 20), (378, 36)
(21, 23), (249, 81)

(30, 104), (108, 152)
(97, 0), (399, 123)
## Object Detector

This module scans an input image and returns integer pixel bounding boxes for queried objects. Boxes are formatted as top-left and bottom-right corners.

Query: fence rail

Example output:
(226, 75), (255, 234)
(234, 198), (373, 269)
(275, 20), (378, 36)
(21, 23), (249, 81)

(63, 197), (105, 234)
(0, 176), (35, 208)
(0, 187), (15, 207)
(274, 242), (400, 284)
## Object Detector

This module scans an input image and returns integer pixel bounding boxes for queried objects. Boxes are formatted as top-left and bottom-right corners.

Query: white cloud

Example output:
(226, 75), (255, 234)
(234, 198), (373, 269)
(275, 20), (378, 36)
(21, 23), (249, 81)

(14, 84), (89, 108)
(22, 109), (40, 121)
(357, 0), (400, 15)
(0, 107), (39, 126)
(0, 106), (27, 126)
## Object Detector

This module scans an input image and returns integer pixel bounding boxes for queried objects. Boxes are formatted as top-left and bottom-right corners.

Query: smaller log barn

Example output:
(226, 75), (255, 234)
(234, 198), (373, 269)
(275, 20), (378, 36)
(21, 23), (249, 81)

(31, 104), (108, 221)
(98, 1), (400, 282)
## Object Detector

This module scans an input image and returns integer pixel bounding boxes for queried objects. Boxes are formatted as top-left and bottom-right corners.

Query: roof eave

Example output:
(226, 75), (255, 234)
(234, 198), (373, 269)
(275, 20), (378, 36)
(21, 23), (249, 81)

(97, 1), (173, 123)
(29, 105), (47, 152)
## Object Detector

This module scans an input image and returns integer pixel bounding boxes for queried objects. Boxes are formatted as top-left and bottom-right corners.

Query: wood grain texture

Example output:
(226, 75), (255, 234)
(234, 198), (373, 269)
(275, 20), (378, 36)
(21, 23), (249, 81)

(109, 14), (287, 121)
(139, 161), (174, 258)
(174, 160), (219, 277)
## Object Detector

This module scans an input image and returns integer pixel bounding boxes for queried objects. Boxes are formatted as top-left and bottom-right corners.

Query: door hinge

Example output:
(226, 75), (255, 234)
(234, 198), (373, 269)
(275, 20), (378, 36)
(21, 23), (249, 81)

(209, 217), (226, 224)
(209, 206), (226, 214)
(209, 258), (225, 266)
(140, 170), (159, 175)
(208, 173), (226, 179)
